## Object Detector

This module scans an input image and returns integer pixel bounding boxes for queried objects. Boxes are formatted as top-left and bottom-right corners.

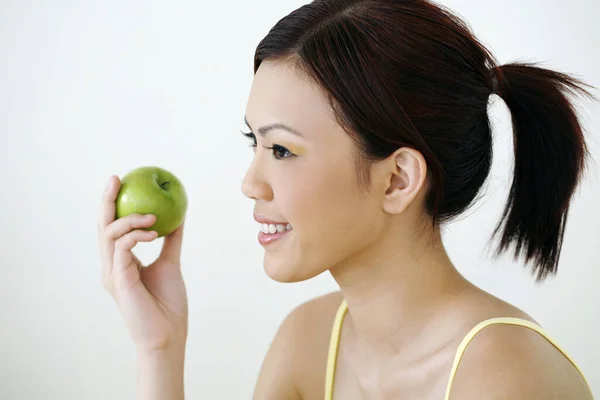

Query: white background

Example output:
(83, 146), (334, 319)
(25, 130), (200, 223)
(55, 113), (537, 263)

(1, 0), (599, 398)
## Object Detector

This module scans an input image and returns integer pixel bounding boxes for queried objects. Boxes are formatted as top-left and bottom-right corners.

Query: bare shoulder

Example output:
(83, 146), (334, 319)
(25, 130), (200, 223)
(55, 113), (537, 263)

(253, 291), (344, 400)
(447, 317), (593, 399)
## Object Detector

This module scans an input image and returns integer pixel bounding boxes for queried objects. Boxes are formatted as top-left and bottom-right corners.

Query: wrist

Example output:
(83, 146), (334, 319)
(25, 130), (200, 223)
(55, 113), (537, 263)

(137, 345), (185, 363)
(136, 346), (186, 400)
(137, 339), (186, 359)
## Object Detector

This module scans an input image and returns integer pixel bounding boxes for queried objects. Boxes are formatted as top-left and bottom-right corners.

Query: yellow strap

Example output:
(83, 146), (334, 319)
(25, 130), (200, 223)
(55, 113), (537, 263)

(443, 317), (591, 400)
(324, 301), (591, 400)
(324, 299), (349, 400)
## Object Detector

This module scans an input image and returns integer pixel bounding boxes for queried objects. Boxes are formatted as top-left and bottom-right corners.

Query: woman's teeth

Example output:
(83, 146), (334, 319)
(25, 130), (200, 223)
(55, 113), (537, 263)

(260, 223), (292, 234)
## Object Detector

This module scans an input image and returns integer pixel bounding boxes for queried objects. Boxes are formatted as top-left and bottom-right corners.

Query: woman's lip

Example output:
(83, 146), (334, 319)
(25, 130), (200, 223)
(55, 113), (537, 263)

(253, 213), (289, 225)
(258, 229), (291, 246)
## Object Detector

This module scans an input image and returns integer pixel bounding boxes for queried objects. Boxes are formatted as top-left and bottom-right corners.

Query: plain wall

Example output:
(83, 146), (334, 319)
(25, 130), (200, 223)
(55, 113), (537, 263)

(1, 0), (599, 398)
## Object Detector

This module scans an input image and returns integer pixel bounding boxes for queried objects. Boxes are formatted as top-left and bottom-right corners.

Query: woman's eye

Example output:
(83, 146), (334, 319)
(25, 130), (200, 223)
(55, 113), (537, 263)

(270, 145), (292, 160)
(241, 130), (294, 160)
(263, 144), (294, 160)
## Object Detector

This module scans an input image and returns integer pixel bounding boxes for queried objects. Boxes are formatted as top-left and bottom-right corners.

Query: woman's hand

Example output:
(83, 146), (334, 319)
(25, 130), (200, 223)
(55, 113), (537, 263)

(98, 175), (188, 355)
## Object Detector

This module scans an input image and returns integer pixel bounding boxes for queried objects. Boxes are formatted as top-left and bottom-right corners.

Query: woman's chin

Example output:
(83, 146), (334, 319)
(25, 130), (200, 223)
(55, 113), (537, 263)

(262, 254), (324, 283)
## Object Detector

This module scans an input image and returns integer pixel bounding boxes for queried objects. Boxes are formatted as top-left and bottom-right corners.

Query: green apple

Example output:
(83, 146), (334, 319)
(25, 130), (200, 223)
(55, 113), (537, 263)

(115, 166), (188, 237)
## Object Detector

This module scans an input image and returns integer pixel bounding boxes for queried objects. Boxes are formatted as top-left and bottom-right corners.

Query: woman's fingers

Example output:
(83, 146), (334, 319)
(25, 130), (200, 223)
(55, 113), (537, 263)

(99, 176), (120, 289)
(105, 214), (157, 240)
(98, 174), (158, 291)
(111, 229), (159, 290)
(115, 229), (159, 252)
(99, 176), (120, 229)
(159, 219), (185, 265)
(103, 216), (157, 285)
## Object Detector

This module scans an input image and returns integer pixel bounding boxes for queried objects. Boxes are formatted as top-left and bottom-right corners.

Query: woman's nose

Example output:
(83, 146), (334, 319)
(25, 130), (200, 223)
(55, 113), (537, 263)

(241, 158), (273, 201)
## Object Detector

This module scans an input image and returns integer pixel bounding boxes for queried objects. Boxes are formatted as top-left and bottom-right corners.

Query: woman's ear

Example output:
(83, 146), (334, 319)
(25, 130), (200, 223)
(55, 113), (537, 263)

(381, 147), (427, 215)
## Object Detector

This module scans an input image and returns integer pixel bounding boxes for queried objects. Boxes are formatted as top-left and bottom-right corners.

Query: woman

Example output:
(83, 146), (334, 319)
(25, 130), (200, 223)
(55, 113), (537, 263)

(98, 0), (595, 398)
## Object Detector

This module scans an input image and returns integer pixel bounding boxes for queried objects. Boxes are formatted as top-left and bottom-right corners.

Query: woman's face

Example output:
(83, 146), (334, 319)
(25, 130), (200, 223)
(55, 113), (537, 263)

(241, 60), (387, 283)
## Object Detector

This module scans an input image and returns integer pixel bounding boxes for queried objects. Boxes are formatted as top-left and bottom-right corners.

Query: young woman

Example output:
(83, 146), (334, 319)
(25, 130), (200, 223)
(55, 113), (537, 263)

(98, 0), (596, 398)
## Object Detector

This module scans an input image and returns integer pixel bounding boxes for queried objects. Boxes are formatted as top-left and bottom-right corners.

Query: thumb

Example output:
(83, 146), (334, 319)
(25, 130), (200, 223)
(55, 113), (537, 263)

(159, 219), (185, 265)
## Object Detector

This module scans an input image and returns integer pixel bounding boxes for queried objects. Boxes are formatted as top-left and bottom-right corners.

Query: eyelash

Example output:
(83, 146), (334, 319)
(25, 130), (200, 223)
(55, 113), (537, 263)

(241, 130), (295, 160)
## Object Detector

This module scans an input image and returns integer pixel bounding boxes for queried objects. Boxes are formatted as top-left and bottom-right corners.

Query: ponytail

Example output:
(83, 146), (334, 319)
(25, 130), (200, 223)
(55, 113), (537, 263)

(492, 62), (595, 280)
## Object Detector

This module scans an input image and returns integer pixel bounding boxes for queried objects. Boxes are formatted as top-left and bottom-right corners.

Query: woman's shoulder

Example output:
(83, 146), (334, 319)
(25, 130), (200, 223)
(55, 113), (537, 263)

(445, 289), (593, 399)
(253, 291), (344, 400)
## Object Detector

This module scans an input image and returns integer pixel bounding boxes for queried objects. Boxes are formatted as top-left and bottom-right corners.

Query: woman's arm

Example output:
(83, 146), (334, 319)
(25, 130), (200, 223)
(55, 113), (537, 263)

(137, 347), (186, 400)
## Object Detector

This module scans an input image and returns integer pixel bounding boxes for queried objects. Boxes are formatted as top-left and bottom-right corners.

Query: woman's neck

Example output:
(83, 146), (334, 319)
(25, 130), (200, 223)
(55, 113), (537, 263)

(329, 226), (473, 359)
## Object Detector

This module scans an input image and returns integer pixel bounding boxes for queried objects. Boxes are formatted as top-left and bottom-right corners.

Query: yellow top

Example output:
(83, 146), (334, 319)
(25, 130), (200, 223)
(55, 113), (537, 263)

(324, 299), (591, 400)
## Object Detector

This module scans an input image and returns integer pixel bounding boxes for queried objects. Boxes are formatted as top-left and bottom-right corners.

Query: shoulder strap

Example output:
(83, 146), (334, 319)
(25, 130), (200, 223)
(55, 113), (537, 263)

(443, 317), (591, 400)
(324, 299), (349, 400)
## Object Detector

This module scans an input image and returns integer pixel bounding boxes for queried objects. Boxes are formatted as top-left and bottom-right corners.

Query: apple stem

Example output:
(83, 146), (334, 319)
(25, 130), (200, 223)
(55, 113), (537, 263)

(160, 181), (170, 190)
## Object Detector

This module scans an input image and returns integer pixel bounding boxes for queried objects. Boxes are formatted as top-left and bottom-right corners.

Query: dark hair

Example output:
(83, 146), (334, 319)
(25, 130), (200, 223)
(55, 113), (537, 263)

(252, 0), (595, 281)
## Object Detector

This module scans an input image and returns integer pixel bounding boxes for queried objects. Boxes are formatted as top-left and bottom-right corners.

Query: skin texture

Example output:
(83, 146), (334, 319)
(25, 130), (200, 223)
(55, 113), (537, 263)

(244, 60), (593, 400)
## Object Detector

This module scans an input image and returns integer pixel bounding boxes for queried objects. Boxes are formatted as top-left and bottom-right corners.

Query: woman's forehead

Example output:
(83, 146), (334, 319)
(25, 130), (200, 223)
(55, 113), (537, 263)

(245, 61), (338, 138)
